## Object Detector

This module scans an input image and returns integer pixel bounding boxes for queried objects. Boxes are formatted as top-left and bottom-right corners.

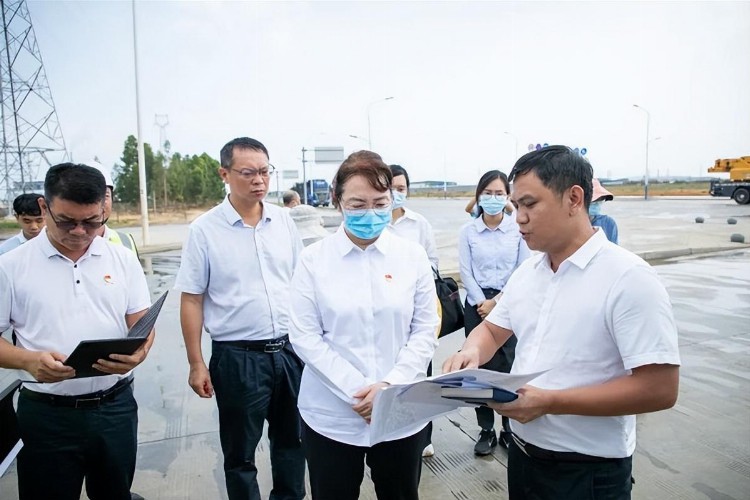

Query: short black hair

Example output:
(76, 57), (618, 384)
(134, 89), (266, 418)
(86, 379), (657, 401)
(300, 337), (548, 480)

(509, 145), (593, 208)
(220, 137), (269, 169)
(13, 193), (44, 216)
(44, 163), (106, 205)
(389, 164), (410, 188)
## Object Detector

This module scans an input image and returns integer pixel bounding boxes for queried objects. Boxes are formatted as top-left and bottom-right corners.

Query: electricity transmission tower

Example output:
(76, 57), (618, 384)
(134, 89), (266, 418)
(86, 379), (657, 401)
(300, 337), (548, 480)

(154, 113), (169, 207)
(1, 0), (68, 211)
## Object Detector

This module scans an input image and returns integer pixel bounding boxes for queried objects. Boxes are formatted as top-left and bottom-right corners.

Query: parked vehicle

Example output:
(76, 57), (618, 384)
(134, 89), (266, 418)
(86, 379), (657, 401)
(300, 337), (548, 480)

(707, 156), (750, 205)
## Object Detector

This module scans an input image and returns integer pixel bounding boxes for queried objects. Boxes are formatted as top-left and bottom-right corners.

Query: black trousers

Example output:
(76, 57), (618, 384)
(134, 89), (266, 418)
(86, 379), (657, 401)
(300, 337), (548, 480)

(210, 341), (306, 500)
(508, 438), (633, 499)
(302, 420), (428, 500)
(464, 290), (517, 432)
(16, 383), (137, 500)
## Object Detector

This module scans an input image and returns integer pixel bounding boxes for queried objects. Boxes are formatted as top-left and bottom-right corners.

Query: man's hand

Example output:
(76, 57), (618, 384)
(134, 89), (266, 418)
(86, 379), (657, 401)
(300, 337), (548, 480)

(487, 385), (553, 424)
(188, 362), (214, 398)
(352, 382), (390, 423)
(24, 351), (75, 383)
(93, 329), (155, 375)
(476, 299), (496, 319)
(442, 347), (481, 373)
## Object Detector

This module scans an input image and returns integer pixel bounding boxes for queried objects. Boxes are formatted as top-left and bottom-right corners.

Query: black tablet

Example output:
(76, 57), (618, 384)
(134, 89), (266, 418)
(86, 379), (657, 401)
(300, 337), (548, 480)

(63, 338), (148, 378)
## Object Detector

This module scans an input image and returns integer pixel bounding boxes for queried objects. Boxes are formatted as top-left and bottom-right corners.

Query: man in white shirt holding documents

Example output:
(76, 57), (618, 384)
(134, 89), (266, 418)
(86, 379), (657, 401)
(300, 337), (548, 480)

(0, 163), (153, 500)
(443, 146), (680, 500)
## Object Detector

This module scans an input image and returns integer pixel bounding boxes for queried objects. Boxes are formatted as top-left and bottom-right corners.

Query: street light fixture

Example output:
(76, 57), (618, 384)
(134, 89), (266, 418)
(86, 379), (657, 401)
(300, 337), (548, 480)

(633, 104), (651, 200)
(367, 97), (394, 150)
(349, 134), (368, 145)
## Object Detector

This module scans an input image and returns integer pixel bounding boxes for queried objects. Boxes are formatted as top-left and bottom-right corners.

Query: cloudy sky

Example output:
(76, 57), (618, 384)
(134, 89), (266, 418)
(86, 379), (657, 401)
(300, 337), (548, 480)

(22, 0), (750, 187)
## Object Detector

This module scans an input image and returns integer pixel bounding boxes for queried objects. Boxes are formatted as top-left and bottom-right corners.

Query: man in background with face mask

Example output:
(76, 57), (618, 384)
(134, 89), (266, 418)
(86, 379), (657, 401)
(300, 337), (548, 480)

(589, 178), (619, 244)
(175, 137), (306, 500)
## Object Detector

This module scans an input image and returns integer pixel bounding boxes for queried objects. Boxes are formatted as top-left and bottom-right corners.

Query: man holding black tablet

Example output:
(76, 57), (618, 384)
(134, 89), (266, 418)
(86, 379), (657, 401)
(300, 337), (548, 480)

(0, 163), (153, 500)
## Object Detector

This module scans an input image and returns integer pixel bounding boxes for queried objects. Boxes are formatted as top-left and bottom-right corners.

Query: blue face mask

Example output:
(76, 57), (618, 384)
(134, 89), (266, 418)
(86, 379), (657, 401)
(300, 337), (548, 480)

(343, 207), (391, 240)
(589, 201), (603, 216)
(478, 194), (507, 216)
(391, 191), (407, 210)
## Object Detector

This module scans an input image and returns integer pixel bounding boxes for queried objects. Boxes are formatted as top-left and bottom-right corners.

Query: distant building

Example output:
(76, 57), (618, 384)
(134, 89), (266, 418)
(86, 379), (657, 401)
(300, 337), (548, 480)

(411, 180), (458, 190)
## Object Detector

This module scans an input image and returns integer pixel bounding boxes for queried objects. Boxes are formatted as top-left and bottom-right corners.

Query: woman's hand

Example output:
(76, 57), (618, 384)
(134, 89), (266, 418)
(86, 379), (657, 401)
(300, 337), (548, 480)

(477, 299), (496, 319)
(352, 382), (390, 423)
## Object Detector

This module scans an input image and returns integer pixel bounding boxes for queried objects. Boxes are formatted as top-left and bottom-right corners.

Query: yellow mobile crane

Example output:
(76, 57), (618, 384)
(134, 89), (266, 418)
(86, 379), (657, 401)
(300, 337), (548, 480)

(708, 156), (750, 204)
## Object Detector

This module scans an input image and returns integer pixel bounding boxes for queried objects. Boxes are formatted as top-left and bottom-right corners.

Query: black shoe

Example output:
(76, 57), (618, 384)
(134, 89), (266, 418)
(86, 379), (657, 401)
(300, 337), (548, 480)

(499, 431), (512, 450)
(474, 429), (497, 456)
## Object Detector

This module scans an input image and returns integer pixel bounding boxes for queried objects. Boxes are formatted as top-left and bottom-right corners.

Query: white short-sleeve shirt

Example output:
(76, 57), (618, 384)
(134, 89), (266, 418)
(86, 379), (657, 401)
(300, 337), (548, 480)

(174, 197), (303, 341)
(289, 227), (439, 446)
(0, 228), (151, 395)
(486, 229), (680, 458)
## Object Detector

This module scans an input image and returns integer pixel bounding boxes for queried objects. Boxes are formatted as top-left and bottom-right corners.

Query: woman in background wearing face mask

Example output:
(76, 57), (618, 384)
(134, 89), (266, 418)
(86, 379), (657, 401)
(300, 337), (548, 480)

(289, 151), (439, 500)
(590, 178), (619, 244)
(458, 169), (530, 457)
(389, 164), (439, 270)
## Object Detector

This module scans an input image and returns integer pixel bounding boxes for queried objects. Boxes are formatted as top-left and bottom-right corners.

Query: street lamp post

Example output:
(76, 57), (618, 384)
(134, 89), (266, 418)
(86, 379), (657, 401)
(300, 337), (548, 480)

(367, 97), (394, 150)
(504, 131), (519, 161)
(633, 104), (651, 200)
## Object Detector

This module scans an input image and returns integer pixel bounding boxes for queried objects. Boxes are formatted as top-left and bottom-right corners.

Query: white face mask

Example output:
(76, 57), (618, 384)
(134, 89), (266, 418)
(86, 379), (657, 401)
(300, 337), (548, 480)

(391, 191), (407, 210)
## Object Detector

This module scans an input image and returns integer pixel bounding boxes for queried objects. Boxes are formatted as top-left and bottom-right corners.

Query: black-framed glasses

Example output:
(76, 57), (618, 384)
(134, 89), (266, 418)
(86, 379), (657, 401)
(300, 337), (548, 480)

(47, 205), (107, 232)
(230, 164), (275, 179)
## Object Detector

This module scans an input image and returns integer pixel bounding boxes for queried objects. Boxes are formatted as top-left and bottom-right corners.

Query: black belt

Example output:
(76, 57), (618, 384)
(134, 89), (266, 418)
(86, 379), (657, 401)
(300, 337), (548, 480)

(216, 335), (288, 353)
(511, 433), (623, 463)
(481, 287), (502, 298)
(20, 377), (134, 409)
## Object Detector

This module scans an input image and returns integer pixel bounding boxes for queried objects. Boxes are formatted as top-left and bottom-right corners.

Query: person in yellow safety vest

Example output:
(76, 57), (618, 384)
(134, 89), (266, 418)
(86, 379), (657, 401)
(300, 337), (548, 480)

(86, 160), (139, 258)
(83, 161), (144, 500)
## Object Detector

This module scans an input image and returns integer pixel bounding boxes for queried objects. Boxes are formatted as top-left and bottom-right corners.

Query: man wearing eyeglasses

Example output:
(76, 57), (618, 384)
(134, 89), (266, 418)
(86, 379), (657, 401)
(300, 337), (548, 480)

(175, 137), (305, 500)
(0, 163), (153, 500)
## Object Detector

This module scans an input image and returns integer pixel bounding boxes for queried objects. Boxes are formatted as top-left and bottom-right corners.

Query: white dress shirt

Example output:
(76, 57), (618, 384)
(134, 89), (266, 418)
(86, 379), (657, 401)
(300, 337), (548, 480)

(0, 231), (27, 256)
(289, 227), (439, 446)
(388, 207), (439, 269)
(458, 211), (530, 306)
(174, 197), (303, 341)
(0, 229), (151, 395)
(486, 229), (681, 458)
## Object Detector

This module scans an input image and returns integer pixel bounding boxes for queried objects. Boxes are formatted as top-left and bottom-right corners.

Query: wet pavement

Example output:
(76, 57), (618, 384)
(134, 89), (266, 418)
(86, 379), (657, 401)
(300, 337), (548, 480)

(1, 197), (749, 499)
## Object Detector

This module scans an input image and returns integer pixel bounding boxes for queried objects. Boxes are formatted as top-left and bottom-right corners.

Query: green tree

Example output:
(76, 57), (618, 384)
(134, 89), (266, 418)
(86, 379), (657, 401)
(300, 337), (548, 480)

(113, 135), (157, 205)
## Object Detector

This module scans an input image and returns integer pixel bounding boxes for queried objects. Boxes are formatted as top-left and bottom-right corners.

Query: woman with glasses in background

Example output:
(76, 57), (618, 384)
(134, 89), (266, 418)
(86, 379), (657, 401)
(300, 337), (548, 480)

(289, 150), (439, 500)
(458, 169), (530, 457)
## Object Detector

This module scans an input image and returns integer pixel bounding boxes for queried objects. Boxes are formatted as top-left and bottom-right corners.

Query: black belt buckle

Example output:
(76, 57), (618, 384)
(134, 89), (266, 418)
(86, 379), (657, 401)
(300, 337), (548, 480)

(264, 340), (285, 353)
(74, 397), (102, 409)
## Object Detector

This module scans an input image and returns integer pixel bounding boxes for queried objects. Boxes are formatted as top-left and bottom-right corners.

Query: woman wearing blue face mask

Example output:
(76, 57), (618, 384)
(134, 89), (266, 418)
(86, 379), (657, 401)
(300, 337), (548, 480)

(590, 178), (619, 244)
(289, 150), (439, 500)
(458, 169), (530, 456)
(388, 165), (439, 273)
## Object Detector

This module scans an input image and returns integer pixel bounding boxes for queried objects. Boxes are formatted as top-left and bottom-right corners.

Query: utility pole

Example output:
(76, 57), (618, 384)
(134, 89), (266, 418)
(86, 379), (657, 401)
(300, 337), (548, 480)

(132, 0), (149, 245)
(301, 147), (308, 205)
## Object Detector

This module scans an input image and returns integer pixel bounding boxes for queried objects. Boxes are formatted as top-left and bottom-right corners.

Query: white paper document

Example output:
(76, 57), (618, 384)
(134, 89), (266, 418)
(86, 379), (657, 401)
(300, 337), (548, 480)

(369, 368), (546, 445)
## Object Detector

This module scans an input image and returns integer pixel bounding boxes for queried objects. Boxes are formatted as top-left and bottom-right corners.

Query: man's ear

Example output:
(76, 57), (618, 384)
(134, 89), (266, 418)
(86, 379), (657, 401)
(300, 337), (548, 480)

(568, 185), (585, 215)
(38, 197), (48, 215)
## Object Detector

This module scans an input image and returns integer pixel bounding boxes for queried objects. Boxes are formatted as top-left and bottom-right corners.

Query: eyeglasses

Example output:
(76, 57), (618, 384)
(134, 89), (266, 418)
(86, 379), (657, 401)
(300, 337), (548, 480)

(230, 164), (275, 179)
(47, 205), (107, 232)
